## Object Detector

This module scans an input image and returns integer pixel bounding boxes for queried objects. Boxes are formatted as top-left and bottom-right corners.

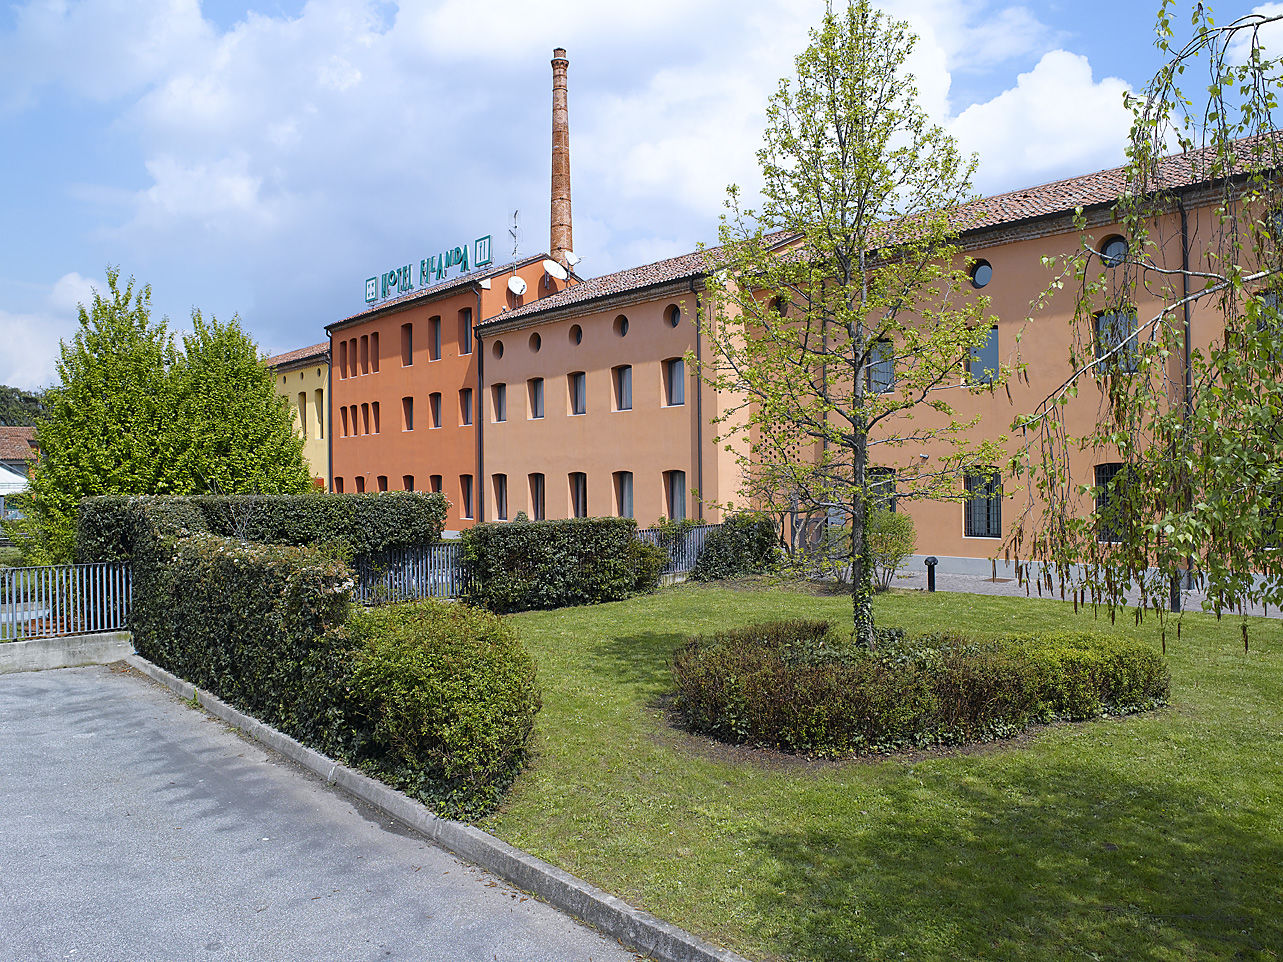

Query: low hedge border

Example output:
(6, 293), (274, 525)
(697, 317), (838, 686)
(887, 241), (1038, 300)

(672, 621), (1170, 756)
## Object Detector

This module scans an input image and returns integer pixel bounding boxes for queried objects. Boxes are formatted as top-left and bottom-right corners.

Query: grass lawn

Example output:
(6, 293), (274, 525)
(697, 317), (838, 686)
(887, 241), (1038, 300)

(479, 583), (1283, 962)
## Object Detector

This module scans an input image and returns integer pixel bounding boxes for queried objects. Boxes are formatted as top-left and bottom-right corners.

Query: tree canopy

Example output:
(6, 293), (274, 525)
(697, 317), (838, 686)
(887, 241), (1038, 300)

(0, 385), (45, 427)
(1009, 3), (1283, 640)
(2, 269), (311, 563)
(701, 0), (1003, 647)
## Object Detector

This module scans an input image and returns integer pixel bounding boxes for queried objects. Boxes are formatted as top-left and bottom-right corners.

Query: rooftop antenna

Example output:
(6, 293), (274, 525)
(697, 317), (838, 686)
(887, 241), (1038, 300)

(509, 209), (523, 258)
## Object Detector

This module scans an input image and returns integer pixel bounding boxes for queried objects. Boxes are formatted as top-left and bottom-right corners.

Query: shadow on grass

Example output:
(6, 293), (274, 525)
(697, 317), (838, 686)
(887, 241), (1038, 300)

(747, 758), (1281, 961)
(586, 630), (687, 699)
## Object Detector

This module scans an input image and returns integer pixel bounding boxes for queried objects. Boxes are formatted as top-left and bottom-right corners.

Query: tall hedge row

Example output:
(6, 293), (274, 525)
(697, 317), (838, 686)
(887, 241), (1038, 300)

(77, 492), (449, 563)
(461, 517), (661, 613)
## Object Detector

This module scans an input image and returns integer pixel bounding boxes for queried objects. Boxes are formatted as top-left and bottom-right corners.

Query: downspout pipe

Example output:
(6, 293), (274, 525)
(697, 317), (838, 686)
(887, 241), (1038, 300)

(474, 285), (485, 523)
(690, 278), (704, 522)
(326, 330), (334, 493)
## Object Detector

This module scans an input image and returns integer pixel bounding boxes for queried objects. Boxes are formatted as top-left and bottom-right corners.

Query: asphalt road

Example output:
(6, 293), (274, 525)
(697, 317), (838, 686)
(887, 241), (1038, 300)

(0, 665), (639, 962)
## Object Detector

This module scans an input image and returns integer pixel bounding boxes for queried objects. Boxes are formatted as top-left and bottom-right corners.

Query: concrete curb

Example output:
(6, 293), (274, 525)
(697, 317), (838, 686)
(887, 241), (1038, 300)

(1, 631), (133, 674)
(124, 654), (749, 962)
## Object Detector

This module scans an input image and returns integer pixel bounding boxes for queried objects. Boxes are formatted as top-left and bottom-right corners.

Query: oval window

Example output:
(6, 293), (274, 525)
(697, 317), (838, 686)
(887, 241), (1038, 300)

(613, 315), (629, 337)
(1101, 235), (1129, 268)
(666, 304), (681, 327)
(529, 332), (541, 353)
(493, 340), (504, 359)
(569, 324), (583, 345)
(970, 260), (992, 289)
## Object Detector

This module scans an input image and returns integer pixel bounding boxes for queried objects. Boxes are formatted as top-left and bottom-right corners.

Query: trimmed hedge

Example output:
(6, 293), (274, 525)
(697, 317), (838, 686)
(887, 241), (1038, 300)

(672, 621), (1170, 756)
(461, 516), (657, 613)
(690, 513), (780, 582)
(347, 601), (541, 817)
(77, 492), (448, 563)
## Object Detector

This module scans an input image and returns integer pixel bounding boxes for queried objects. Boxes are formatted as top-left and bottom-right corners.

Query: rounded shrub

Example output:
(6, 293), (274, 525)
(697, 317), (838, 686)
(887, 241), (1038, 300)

(672, 620), (1169, 757)
(348, 600), (542, 817)
(691, 513), (780, 582)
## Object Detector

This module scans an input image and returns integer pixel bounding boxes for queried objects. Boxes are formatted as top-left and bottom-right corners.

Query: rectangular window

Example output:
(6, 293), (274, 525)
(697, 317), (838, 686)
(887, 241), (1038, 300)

(664, 357), (685, 406)
(964, 468), (1002, 538)
(429, 316), (442, 361)
(340, 406), (349, 438)
(569, 371), (586, 415)
(377, 475), (388, 492)
(314, 389), (324, 439)
(430, 393), (442, 428)
(348, 339), (357, 377)
(370, 332), (380, 373)
(402, 396), (414, 431)
(1095, 310), (1139, 373)
(430, 474), (442, 493)
(459, 308), (473, 355)
(338, 340), (348, 379)
(356, 476), (366, 493)
(493, 474), (508, 521)
(613, 365), (632, 411)
(359, 335), (369, 375)
(371, 401), (380, 434)
(492, 383), (507, 422)
(529, 473), (546, 521)
(867, 339), (895, 393)
(401, 322), (413, 366)
(460, 388), (473, 426)
(968, 325), (999, 385)
(335, 477), (344, 493)
(349, 405), (357, 435)
(1095, 462), (1128, 544)
(614, 471), (633, 519)
(402, 475), (414, 491)
(570, 472), (587, 518)
(461, 473), (475, 518)
(869, 466), (896, 512)
(297, 392), (307, 435)
(665, 470), (687, 522)
(528, 378), (544, 419)
(361, 403), (370, 435)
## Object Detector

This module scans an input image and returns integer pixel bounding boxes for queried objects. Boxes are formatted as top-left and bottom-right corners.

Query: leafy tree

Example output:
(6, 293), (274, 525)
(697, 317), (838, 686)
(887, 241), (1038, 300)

(0, 385), (45, 426)
(701, 0), (1003, 647)
(1009, 3), (1283, 642)
(2, 269), (310, 563)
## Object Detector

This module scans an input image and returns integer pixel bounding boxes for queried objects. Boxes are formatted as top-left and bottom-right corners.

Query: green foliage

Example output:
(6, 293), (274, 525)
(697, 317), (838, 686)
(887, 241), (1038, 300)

(867, 507), (916, 590)
(0, 385), (45, 426)
(460, 517), (653, 613)
(691, 513), (780, 582)
(672, 620), (1169, 756)
(702, 1), (1004, 646)
(628, 538), (667, 593)
(348, 601), (542, 817)
(0, 268), (311, 564)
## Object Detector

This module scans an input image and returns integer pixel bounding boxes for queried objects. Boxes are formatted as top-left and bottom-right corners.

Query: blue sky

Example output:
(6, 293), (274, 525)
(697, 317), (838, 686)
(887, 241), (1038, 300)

(0, 0), (1270, 389)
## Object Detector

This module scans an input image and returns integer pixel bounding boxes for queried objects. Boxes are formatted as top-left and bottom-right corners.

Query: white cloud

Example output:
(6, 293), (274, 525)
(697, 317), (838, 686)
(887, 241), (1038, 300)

(1229, 4), (1283, 62)
(0, 308), (73, 390)
(950, 51), (1132, 193)
(48, 272), (97, 316)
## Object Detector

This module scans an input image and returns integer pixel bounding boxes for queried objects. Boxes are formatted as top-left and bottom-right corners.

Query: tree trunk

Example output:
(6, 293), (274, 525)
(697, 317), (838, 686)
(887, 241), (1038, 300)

(850, 433), (875, 650)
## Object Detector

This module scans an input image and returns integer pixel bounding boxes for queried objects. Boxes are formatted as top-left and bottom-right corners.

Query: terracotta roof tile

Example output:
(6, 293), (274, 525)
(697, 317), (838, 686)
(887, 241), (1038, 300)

(0, 426), (37, 461)
(266, 342), (329, 368)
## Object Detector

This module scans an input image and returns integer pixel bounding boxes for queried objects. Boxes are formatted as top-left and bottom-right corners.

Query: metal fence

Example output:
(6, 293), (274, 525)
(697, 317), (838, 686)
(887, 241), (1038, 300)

(352, 542), (468, 605)
(636, 523), (722, 576)
(0, 563), (132, 641)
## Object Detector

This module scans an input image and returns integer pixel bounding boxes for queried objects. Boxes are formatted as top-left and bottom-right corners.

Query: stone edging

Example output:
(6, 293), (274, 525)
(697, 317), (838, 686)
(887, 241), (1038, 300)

(123, 654), (749, 962)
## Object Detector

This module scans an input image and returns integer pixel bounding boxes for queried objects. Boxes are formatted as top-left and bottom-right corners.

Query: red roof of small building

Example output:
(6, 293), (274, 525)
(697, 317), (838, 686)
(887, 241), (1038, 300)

(0, 426), (37, 462)
(266, 342), (329, 369)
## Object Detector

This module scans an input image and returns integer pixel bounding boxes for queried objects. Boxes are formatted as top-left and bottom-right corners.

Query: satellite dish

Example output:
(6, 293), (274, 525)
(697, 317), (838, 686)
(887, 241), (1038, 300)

(543, 258), (568, 281)
(564, 250), (581, 267)
(479, 278), (491, 290)
(508, 276), (528, 296)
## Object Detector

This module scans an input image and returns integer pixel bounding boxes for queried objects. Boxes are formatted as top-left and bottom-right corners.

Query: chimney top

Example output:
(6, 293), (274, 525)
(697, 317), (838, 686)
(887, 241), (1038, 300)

(550, 47), (572, 269)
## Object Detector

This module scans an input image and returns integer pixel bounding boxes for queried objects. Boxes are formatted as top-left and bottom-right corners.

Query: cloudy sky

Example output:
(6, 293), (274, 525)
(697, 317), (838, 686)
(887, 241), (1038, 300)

(0, 0), (1269, 389)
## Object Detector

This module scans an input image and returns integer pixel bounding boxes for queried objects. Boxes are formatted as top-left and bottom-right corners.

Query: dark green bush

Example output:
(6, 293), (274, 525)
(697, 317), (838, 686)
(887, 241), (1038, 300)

(76, 492), (448, 563)
(461, 516), (652, 612)
(347, 600), (541, 817)
(672, 620), (1169, 756)
(691, 513), (780, 581)
(629, 538), (667, 593)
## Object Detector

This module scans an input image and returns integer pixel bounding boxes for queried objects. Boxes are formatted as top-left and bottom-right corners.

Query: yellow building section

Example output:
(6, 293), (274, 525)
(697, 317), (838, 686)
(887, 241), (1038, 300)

(266, 343), (330, 487)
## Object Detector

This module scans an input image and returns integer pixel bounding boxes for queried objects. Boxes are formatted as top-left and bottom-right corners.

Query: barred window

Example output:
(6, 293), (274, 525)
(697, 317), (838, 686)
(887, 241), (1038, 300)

(964, 468), (1002, 538)
(1094, 310), (1139, 373)
(1094, 462), (1128, 543)
(867, 339), (895, 393)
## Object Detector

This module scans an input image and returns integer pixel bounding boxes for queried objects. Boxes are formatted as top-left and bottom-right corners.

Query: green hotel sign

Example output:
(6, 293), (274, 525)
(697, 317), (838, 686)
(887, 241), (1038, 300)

(365, 235), (494, 304)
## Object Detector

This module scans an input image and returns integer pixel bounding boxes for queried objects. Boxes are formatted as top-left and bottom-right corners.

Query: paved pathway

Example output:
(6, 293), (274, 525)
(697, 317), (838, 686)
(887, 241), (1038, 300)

(0, 666), (638, 962)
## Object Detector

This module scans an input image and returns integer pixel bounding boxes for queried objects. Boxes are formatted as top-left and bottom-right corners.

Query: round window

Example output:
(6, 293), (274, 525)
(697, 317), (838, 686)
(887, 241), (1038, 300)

(529, 332), (541, 353)
(613, 314), (629, 337)
(569, 324), (583, 345)
(666, 305), (681, 327)
(493, 340), (504, 359)
(970, 260), (992, 289)
(1101, 235), (1129, 268)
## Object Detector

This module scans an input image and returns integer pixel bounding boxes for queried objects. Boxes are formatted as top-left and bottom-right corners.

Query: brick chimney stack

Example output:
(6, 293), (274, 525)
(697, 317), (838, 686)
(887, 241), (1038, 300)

(550, 47), (573, 269)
